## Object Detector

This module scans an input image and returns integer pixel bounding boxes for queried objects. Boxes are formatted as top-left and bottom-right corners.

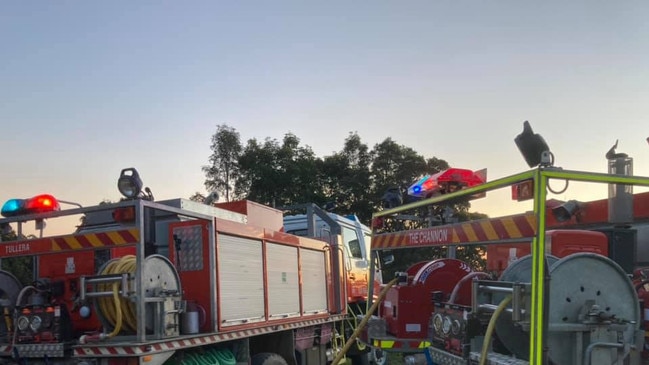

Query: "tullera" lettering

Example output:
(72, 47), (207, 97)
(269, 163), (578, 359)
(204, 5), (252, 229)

(5, 243), (30, 254)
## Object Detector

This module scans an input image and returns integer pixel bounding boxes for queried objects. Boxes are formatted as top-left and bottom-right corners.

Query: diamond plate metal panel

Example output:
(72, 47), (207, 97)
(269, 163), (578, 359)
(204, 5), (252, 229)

(173, 225), (204, 271)
(469, 351), (529, 365)
(15, 343), (66, 358)
(427, 347), (467, 365)
(367, 317), (387, 338)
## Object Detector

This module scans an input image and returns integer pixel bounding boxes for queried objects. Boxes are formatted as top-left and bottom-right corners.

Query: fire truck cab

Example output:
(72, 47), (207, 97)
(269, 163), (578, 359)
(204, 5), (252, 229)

(284, 208), (375, 305)
(282, 206), (387, 365)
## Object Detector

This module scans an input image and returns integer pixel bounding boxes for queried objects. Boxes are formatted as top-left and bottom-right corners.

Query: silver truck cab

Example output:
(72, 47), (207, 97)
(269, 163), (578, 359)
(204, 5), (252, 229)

(283, 206), (379, 305)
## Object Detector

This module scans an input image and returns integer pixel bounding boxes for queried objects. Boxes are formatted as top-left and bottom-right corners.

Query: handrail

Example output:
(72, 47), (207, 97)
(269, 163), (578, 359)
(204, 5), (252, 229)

(368, 167), (649, 365)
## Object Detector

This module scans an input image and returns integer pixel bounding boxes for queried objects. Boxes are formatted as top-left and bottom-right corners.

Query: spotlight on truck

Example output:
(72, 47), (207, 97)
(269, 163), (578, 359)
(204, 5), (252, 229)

(515, 121), (552, 168)
(552, 200), (582, 222)
(117, 168), (144, 199)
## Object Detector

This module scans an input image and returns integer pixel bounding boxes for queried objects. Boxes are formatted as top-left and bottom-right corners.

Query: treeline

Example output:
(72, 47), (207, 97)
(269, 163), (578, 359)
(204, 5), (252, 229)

(199, 124), (451, 224)
(199, 125), (487, 272)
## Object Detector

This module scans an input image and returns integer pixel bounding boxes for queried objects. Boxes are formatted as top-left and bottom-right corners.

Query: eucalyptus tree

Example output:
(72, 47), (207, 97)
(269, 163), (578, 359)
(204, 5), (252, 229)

(203, 124), (242, 202)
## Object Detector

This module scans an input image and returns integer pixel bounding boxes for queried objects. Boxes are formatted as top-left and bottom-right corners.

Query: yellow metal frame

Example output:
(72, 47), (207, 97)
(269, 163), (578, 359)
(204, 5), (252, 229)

(372, 167), (649, 364)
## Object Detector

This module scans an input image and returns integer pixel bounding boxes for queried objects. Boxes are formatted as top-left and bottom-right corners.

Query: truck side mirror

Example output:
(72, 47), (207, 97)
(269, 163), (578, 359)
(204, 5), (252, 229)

(381, 251), (394, 266)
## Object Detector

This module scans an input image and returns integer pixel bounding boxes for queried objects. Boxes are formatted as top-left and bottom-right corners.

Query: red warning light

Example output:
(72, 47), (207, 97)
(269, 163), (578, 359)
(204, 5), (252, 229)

(1, 194), (61, 217)
(408, 168), (487, 198)
(24, 194), (61, 213)
(113, 206), (136, 223)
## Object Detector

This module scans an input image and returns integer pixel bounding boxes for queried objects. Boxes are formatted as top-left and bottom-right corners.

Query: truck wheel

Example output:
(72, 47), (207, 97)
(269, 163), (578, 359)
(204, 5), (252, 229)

(252, 353), (288, 365)
(349, 354), (369, 365)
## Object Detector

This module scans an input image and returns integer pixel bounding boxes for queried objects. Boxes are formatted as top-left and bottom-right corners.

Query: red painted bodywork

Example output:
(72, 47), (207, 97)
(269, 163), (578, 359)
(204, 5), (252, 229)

(215, 200), (284, 232)
(486, 230), (609, 274)
(383, 259), (472, 339)
(168, 217), (346, 334)
(37, 247), (135, 335)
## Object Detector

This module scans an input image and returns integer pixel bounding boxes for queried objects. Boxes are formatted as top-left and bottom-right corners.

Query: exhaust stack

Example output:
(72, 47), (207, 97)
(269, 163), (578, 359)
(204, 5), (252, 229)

(606, 140), (633, 225)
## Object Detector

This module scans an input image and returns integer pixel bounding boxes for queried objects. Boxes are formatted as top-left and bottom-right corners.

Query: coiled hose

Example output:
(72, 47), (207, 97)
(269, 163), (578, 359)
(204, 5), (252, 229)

(212, 348), (236, 365)
(171, 348), (236, 365)
(96, 255), (138, 336)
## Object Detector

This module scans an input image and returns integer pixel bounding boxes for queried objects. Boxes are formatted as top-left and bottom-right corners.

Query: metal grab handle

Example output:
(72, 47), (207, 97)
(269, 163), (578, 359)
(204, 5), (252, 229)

(80, 273), (130, 300)
(472, 280), (528, 322)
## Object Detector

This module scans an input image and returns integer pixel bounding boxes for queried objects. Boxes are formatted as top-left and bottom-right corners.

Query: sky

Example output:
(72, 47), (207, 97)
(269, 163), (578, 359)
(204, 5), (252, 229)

(1, 1), (649, 234)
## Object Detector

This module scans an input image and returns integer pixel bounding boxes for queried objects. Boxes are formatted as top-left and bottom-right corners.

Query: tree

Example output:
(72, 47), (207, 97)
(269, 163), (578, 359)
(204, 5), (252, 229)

(0, 225), (34, 286)
(322, 132), (373, 222)
(370, 138), (429, 209)
(202, 129), (487, 272)
(426, 157), (450, 175)
(203, 125), (242, 202)
(277, 133), (324, 206)
(237, 133), (325, 208)
(236, 137), (281, 206)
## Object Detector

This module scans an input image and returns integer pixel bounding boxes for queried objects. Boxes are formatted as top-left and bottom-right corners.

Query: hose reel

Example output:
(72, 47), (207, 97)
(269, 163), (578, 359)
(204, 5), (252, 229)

(0, 270), (23, 311)
(493, 255), (558, 360)
(84, 254), (182, 339)
(478, 253), (640, 364)
(0, 271), (22, 338)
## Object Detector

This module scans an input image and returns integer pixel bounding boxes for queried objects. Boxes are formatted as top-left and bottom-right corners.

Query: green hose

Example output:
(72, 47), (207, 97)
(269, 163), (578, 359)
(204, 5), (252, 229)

(212, 348), (236, 365)
(166, 348), (233, 365)
(181, 353), (199, 365)
(183, 351), (218, 365)
(204, 350), (221, 365)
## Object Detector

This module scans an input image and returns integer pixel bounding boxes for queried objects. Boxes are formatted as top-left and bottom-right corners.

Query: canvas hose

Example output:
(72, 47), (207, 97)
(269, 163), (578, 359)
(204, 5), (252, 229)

(212, 348), (236, 365)
(479, 294), (512, 365)
(96, 255), (138, 336)
(178, 349), (236, 365)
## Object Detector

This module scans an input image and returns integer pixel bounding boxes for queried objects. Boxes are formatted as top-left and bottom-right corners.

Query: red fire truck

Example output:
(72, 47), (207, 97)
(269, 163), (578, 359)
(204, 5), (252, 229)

(361, 124), (649, 364)
(0, 168), (376, 365)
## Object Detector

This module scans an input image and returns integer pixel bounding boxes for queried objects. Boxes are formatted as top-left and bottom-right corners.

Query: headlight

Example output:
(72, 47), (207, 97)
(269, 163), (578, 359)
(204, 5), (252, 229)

(17, 316), (30, 331)
(29, 315), (42, 331)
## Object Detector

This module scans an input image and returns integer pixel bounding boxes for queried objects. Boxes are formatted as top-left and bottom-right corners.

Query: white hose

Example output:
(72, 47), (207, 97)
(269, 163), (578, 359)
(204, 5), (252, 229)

(448, 272), (490, 304)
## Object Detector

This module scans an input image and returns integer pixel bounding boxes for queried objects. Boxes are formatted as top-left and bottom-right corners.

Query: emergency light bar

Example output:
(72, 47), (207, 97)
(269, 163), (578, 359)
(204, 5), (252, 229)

(1, 194), (61, 217)
(407, 168), (486, 198)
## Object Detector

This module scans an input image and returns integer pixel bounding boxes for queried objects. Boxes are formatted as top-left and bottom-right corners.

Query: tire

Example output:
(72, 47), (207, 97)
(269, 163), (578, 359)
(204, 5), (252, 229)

(349, 353), (369, 365)
(252, 353), (289, 365)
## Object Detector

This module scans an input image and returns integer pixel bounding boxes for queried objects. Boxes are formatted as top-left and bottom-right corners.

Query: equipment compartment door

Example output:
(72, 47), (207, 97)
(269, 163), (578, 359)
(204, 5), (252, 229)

(218, 234), (265, 326)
